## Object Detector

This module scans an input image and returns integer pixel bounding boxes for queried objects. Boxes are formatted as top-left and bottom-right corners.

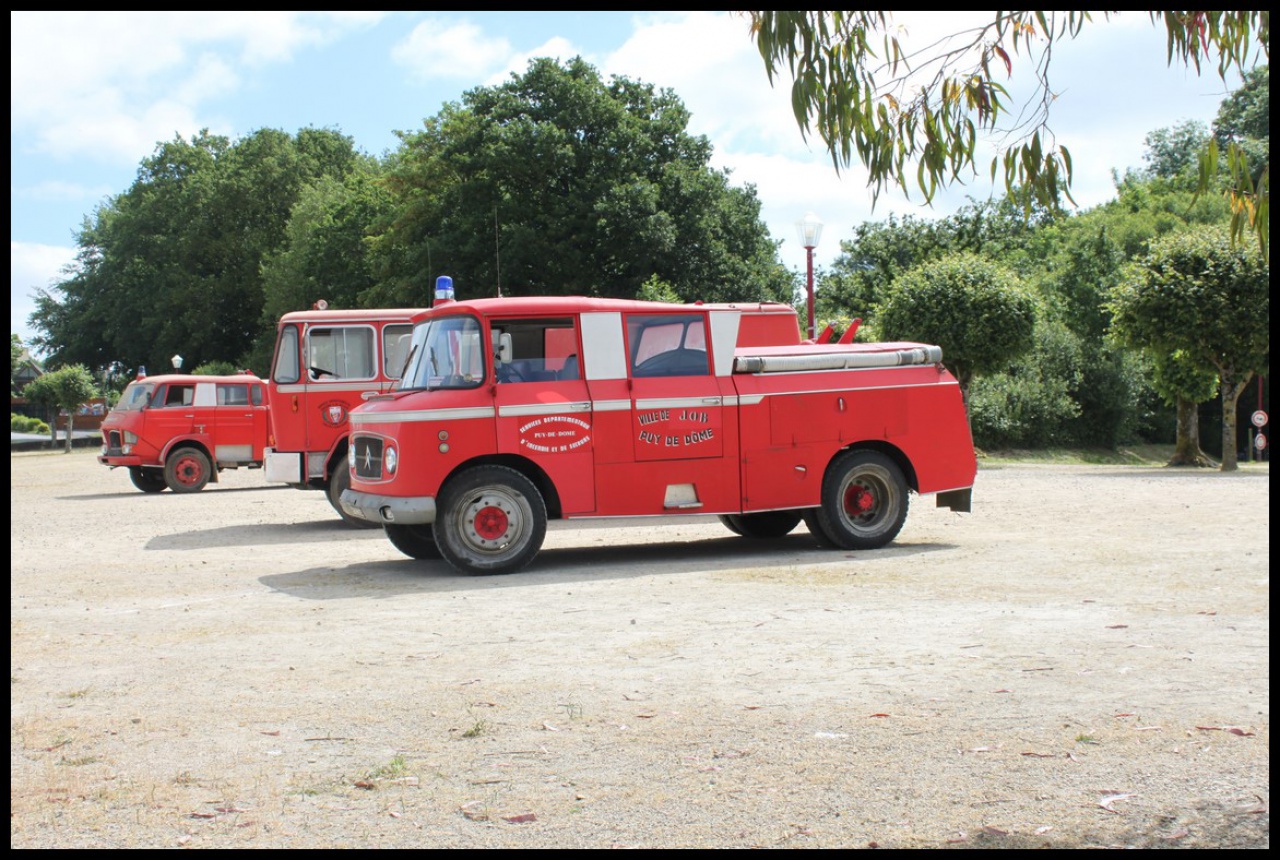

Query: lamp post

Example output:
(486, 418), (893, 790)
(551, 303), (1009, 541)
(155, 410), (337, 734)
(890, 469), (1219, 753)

(795, 212), (823, 340)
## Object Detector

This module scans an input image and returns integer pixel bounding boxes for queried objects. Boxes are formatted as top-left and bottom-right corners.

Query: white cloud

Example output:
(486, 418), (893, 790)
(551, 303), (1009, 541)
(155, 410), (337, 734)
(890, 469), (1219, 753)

(392, 18), (514, 81)
(11, 241), (77, 347)
(10, 11), (387, 164)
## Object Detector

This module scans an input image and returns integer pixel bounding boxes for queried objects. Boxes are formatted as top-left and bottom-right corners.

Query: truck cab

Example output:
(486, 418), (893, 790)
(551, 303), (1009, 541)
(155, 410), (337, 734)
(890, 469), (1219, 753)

(342, 286), (976, 574)
(264, 307), (419, 525)
(99, 373), (269, 493)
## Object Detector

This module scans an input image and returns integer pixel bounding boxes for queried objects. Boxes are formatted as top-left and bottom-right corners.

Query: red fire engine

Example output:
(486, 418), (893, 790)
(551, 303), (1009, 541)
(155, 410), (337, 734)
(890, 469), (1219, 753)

(263, 306), (419, 525)
(99, 372), (269, 493)
(340, 278), (977, 574)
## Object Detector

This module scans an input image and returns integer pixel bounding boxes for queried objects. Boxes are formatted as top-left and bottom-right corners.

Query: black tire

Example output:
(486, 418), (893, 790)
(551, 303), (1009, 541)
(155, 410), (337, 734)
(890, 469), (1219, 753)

(385, 523), (442, 560)
(328, 462), (379, 529)
(722, 511), (803, 539)
(802, 509), (836, 547)
(434, 465), (547, 575)
(718, 515), (745, 536)
(164, 447), (211, 493)
(129, 466), (168, 493)
(809, 450), (909, 550)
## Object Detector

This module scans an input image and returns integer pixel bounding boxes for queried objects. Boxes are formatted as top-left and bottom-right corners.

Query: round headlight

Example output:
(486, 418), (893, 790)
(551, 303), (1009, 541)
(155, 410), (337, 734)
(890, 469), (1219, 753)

(384, 445), (398, 475)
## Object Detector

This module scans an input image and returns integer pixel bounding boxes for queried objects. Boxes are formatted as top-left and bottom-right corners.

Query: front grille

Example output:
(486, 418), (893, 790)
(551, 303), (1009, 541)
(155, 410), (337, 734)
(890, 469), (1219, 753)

(352, 435), (384, 480)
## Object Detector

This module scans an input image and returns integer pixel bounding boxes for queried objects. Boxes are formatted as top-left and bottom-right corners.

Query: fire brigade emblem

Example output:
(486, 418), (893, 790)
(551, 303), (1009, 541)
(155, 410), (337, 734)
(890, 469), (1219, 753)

(320, 401), (348, 428)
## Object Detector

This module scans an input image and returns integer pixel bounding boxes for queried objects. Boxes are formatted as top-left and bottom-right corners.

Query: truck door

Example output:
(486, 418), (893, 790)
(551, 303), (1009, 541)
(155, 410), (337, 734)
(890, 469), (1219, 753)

(213, 381), (267, 464)
(146, 380), (199, 449)
(622, 313), (737, 513)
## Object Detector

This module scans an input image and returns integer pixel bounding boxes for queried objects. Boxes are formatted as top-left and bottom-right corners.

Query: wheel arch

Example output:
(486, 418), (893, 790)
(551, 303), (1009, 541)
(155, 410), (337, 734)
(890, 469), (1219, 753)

(439, 454), (563, 520)
(160, 438), (219, 483)
(825, 440), (917, 493)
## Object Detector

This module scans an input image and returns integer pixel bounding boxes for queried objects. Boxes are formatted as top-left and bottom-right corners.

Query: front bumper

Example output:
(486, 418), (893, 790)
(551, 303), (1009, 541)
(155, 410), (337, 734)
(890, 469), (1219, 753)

(99, 453), (143, 468)
(340, 488), (437, 525)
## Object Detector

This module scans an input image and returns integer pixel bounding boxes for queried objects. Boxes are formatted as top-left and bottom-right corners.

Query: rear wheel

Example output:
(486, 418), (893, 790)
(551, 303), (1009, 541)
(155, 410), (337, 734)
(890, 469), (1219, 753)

(164, 448), (211, 493)
(129, 467), (167, 493)
(385, 523), (442, 560)
(809, 450), (909, 550)
(328, 462), (379, 528)
(721, 511), (803, 538)
(434, 466), (546, 575)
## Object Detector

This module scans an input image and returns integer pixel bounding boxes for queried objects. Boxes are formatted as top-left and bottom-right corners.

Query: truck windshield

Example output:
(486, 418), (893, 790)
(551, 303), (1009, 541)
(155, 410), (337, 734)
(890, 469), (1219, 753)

(402, 315), (485, 390)
(114, 382), (156, 412)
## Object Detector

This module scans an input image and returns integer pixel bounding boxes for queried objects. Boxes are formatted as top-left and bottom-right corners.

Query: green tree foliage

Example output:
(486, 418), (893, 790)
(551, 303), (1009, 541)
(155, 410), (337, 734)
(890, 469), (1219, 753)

(874, 252), (1037, 410)
(10, 334), (21, 393)
(743, 10), (1268, 254)
(371, 57), (791, 305)
(21, 364), (97, 452)
(31, 128), (363, 376)
(1109, 227), (1269, 471)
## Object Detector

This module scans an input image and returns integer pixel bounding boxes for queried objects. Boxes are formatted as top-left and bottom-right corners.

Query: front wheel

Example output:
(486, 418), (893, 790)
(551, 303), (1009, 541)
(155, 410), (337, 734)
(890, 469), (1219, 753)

(721, 511), (803, 539)
(164, 447), (211, 493)
(385, 523), (442, 560)
(809, 450), (909, 550)
(129, 466), (168, 493)
(328, 463), (379, 528)
(434, 465), (547, 575)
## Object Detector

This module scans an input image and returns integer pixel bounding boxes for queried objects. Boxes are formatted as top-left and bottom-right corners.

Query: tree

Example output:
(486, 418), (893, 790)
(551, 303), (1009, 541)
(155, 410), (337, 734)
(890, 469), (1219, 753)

(10, 334), (21, 394)
(22, 364), (97, 452)
(371, 57), (791, 305)
(31, 127), (364, 376)
(743, 11), (1268, 256)
(874, 252), (1037, 412)
(1109, 227), (1269, 471)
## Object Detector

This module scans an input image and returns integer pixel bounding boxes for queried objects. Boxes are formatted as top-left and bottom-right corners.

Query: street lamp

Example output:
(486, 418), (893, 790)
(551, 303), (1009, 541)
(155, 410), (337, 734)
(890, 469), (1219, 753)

(171, 355), (183, 371)
(795, 212), (823, 340)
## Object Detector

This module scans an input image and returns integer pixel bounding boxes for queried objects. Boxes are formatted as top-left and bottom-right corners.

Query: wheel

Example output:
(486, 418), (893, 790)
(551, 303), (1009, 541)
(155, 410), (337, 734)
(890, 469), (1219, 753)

(433, 465), (547, 575)
(721, 511), (803, 538)
(718, 515), (745, 536)
(328, 463), (379, 529)
(129, 466), (167, 493)
(809, 450), (909, 550)
(164, 447), (211, 493)
(802, 509), (836, 547)
(385, 523), (442, 560)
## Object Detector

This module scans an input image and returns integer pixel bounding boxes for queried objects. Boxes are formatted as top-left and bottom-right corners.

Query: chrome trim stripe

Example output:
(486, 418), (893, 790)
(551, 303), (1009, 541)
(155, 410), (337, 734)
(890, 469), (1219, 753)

(275, 382), (385, 395)
(636, 396), (724, 410)
(498, 401), (592, 418)
(352, 407), (496, 424)
(591, 399), (631, 413)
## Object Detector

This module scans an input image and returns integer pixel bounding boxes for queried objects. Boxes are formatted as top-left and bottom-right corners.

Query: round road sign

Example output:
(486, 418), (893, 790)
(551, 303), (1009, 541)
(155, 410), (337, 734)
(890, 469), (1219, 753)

(1255, 433), (1267, 451)
(1252, 410), (1268, 428)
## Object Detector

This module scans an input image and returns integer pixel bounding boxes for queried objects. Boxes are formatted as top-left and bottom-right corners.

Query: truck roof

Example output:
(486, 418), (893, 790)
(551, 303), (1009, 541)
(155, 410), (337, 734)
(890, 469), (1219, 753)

(411, 295), (795, 323)
(278, 308), (421, 324)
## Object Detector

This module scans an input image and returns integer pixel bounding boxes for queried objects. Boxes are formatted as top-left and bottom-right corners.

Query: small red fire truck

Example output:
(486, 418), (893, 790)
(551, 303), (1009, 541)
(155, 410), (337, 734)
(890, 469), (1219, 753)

(263, 306), (419, 525)
(99, 372), (269, 493)
(340, 278), (977, 574)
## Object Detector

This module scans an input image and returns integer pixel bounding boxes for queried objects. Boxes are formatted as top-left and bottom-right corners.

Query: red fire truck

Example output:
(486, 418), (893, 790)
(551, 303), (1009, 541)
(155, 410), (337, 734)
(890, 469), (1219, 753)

(99, 372), (269, 493)
(263, 306), (419, 525)
(340, 279), (977, 574)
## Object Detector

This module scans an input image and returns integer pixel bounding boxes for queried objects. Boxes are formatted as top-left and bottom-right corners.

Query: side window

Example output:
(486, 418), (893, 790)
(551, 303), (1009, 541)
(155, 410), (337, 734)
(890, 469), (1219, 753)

(157, 384), (195, 408)
(308, 326), (375, 381)
(272, 325), (300, 384)
(250, 384), (264, 406)
(383, 324), (413, 379)
(217, 384), (250, 406)
(490, 317), (579, 384)
(627, 314), (709, 378)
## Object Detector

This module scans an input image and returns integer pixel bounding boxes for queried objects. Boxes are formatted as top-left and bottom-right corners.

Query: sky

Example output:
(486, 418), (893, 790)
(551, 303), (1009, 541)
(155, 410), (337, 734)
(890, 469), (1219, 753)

(10, 11), (1241, 350)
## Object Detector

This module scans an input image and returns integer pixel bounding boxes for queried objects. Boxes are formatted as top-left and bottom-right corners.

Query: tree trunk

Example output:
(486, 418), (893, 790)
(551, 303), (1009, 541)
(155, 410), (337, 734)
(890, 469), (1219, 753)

(64, 412), (75, 454)
(1167, 396), (1213, 467)
(1219, 374), (1251, 472)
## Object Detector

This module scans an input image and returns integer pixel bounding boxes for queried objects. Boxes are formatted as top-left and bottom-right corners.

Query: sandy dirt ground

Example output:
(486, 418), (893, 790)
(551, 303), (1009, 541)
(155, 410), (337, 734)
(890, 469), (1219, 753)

(9, 449), (1269, 849)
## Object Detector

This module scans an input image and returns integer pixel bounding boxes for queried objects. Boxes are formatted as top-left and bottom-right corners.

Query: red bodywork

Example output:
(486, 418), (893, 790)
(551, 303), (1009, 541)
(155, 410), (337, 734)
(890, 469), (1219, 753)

(342, 296), (976, 572)
(98, 373), (269, 492)
(263, 308), (419, 521)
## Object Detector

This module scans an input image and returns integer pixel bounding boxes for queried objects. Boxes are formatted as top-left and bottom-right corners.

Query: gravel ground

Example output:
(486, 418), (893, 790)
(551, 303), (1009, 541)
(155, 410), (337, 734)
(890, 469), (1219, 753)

(9, 449), (1269, 848)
